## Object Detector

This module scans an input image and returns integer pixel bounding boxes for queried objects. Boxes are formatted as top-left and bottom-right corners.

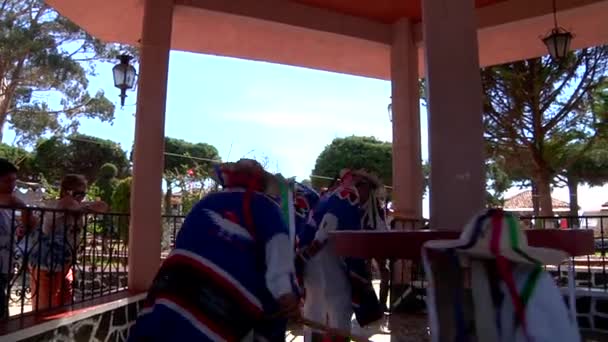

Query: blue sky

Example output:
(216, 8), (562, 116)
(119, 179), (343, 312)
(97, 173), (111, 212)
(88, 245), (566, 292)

(4, 51), (428, 180)
(3, 51), (606, 215)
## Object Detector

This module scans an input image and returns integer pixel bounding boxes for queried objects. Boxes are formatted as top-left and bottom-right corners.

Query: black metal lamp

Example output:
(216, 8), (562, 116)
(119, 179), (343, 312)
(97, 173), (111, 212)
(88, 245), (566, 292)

(112, 55), (137, 107)
(542, 0), (573, 61)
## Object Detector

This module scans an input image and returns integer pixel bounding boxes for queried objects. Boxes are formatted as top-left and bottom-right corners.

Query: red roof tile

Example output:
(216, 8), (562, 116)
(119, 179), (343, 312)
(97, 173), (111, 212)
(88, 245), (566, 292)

(503, 190), (570, 210)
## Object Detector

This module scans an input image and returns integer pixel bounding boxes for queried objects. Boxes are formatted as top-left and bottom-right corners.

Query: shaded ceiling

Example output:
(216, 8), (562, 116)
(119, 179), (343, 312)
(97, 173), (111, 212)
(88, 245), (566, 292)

(292, 0), (506, 23)
(45, 0), (608, 79)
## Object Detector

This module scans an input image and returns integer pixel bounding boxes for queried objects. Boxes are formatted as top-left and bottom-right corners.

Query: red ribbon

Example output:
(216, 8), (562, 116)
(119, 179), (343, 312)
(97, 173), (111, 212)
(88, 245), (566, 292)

(490, 212), (530, 340)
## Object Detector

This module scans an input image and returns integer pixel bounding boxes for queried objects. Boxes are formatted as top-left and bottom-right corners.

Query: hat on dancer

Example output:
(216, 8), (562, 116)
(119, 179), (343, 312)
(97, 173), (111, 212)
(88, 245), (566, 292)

(339, 168), (382, 190)
(213, 158), (275, 194)
(422, 209), (579, 342)
(424, 208), (566, 265)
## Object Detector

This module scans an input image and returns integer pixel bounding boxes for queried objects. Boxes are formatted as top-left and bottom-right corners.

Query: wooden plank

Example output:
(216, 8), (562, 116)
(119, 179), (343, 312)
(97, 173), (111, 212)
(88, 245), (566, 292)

(329, 229), (594, 259)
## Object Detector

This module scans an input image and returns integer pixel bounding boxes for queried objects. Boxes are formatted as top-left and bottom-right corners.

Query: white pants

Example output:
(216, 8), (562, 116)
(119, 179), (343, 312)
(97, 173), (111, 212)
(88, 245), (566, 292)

(303, 246), (352, 342)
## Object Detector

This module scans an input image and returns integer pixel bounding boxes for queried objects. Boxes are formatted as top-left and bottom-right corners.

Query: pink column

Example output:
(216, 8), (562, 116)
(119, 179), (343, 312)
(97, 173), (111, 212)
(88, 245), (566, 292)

(390, 19), (423, 225)
(389, 19), (424, 298)
(422, 0), (485, 230)
(128, 0), (173, 293)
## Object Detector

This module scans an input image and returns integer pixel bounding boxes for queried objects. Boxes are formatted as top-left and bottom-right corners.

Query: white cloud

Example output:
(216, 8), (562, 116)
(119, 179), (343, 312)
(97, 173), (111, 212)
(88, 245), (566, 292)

(222, 110), (392, 140)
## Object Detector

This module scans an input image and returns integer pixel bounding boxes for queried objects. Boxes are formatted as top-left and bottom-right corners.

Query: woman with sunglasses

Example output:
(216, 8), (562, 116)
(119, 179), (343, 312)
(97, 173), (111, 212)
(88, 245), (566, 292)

(30, 174), (108, 311)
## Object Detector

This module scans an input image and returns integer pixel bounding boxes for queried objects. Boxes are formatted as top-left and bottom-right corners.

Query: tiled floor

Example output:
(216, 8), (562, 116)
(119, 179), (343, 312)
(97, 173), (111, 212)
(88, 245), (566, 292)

(286, 313), (430, 342)
(285, 279), (430, 341)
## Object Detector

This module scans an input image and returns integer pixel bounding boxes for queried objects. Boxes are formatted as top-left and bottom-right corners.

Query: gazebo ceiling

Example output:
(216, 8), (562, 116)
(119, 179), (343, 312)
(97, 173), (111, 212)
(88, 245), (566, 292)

(293, 0), (505, 23)
(45, 0), (608, 80)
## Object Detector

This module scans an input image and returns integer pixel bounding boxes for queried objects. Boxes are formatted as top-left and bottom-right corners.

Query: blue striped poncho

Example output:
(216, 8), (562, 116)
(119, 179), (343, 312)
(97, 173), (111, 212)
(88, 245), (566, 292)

(129, 189), (299, 342)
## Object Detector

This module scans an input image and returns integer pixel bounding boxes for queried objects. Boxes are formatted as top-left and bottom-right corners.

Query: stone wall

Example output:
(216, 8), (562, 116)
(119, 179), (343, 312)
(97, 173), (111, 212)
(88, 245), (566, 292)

(16, 297), (144, 342)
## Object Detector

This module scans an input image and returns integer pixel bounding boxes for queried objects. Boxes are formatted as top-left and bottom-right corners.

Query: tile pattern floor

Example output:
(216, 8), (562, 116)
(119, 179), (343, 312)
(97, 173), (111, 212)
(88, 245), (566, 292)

(286, 313), (430, 342)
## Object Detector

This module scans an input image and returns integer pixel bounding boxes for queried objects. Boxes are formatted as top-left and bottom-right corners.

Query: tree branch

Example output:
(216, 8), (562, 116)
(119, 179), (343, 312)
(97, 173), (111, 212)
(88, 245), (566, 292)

(545, 54), (602, 132)
(9, 97), (95, 117)
(539, 54), (583, 113)
(0, 56), (27, 120)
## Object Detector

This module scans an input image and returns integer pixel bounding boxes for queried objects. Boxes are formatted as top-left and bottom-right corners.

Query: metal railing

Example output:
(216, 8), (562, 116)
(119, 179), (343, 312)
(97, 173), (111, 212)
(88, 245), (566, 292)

(523, 215), (608, 292)
(161, 214), (185, 258)
(383, 214), (608, 314)
(3, 208), (607, 323)
(0, 206), (129, 320)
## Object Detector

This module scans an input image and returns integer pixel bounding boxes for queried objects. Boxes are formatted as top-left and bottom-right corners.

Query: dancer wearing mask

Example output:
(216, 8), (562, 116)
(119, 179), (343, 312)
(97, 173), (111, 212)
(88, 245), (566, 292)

(302, 169), (385, 342)
(293, 181), (320, 289)
(129, 159), (300, 342)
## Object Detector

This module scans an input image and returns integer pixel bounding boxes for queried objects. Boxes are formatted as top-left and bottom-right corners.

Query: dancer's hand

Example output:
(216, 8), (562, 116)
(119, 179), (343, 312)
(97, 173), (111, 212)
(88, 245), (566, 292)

(277, 293), (301, 320)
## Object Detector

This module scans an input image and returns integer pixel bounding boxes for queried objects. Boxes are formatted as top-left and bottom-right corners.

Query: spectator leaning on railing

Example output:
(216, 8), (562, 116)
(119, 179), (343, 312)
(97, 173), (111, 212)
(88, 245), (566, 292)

(29, 174), (108, 311)
(0, 158), (36, 318)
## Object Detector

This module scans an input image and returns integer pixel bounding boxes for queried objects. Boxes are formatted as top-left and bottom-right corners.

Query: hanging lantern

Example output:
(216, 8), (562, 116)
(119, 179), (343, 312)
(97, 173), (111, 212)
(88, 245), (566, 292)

(543, 28), (573, 61)
(542, 0), (573, 61)
(112, 54), (137, 107)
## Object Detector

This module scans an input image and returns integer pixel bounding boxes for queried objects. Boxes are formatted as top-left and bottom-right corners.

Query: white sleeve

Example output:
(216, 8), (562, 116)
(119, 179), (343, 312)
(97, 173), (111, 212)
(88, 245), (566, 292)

(314, 213), (338, 242)
(265, 233), (295, 299)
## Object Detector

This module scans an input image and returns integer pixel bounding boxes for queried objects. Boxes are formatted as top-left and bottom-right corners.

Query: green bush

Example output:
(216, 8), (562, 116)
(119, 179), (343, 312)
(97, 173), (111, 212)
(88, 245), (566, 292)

(111, 177), (132, 242)
(38, 175), (60, 200)
(95, 163), (119, 208)
(99, 163), (118, 179)
(181, 190), (203, 215)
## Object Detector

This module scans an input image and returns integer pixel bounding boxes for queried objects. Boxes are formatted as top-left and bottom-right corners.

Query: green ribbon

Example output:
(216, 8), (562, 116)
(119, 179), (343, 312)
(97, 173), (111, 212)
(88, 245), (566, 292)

(505, 213), (544, 331)
(277, 176), (296, 245)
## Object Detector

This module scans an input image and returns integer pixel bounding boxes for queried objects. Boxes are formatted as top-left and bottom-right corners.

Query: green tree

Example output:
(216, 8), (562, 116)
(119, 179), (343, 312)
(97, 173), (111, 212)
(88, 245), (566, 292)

(163, 137), (220, 214)
(111, 177), (131, 242)
(312, 136), (393, 189)
(65, 134), (128, 182)
(33, 134), (129, 184)
(557, 84), (608, 219)
(180, 191), (203, 216)
(557, 139), (608, 220)
(482, 47), (608, 216)
(312, 137), (510, 207)
(0, 143), (34, 179)
(421, 160), (430, 198)
(0, 0), (137, 144)
(32, 136), (69, 183)
(32, 134), (128, 184)
(485, 154), (513, 207)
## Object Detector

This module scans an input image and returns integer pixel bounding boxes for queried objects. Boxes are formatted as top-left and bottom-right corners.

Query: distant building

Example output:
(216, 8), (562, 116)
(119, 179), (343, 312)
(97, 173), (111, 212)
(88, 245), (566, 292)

(581, 201), (608, 236)
(502, 190), (574, 229)
(503, 190), (571, 217)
